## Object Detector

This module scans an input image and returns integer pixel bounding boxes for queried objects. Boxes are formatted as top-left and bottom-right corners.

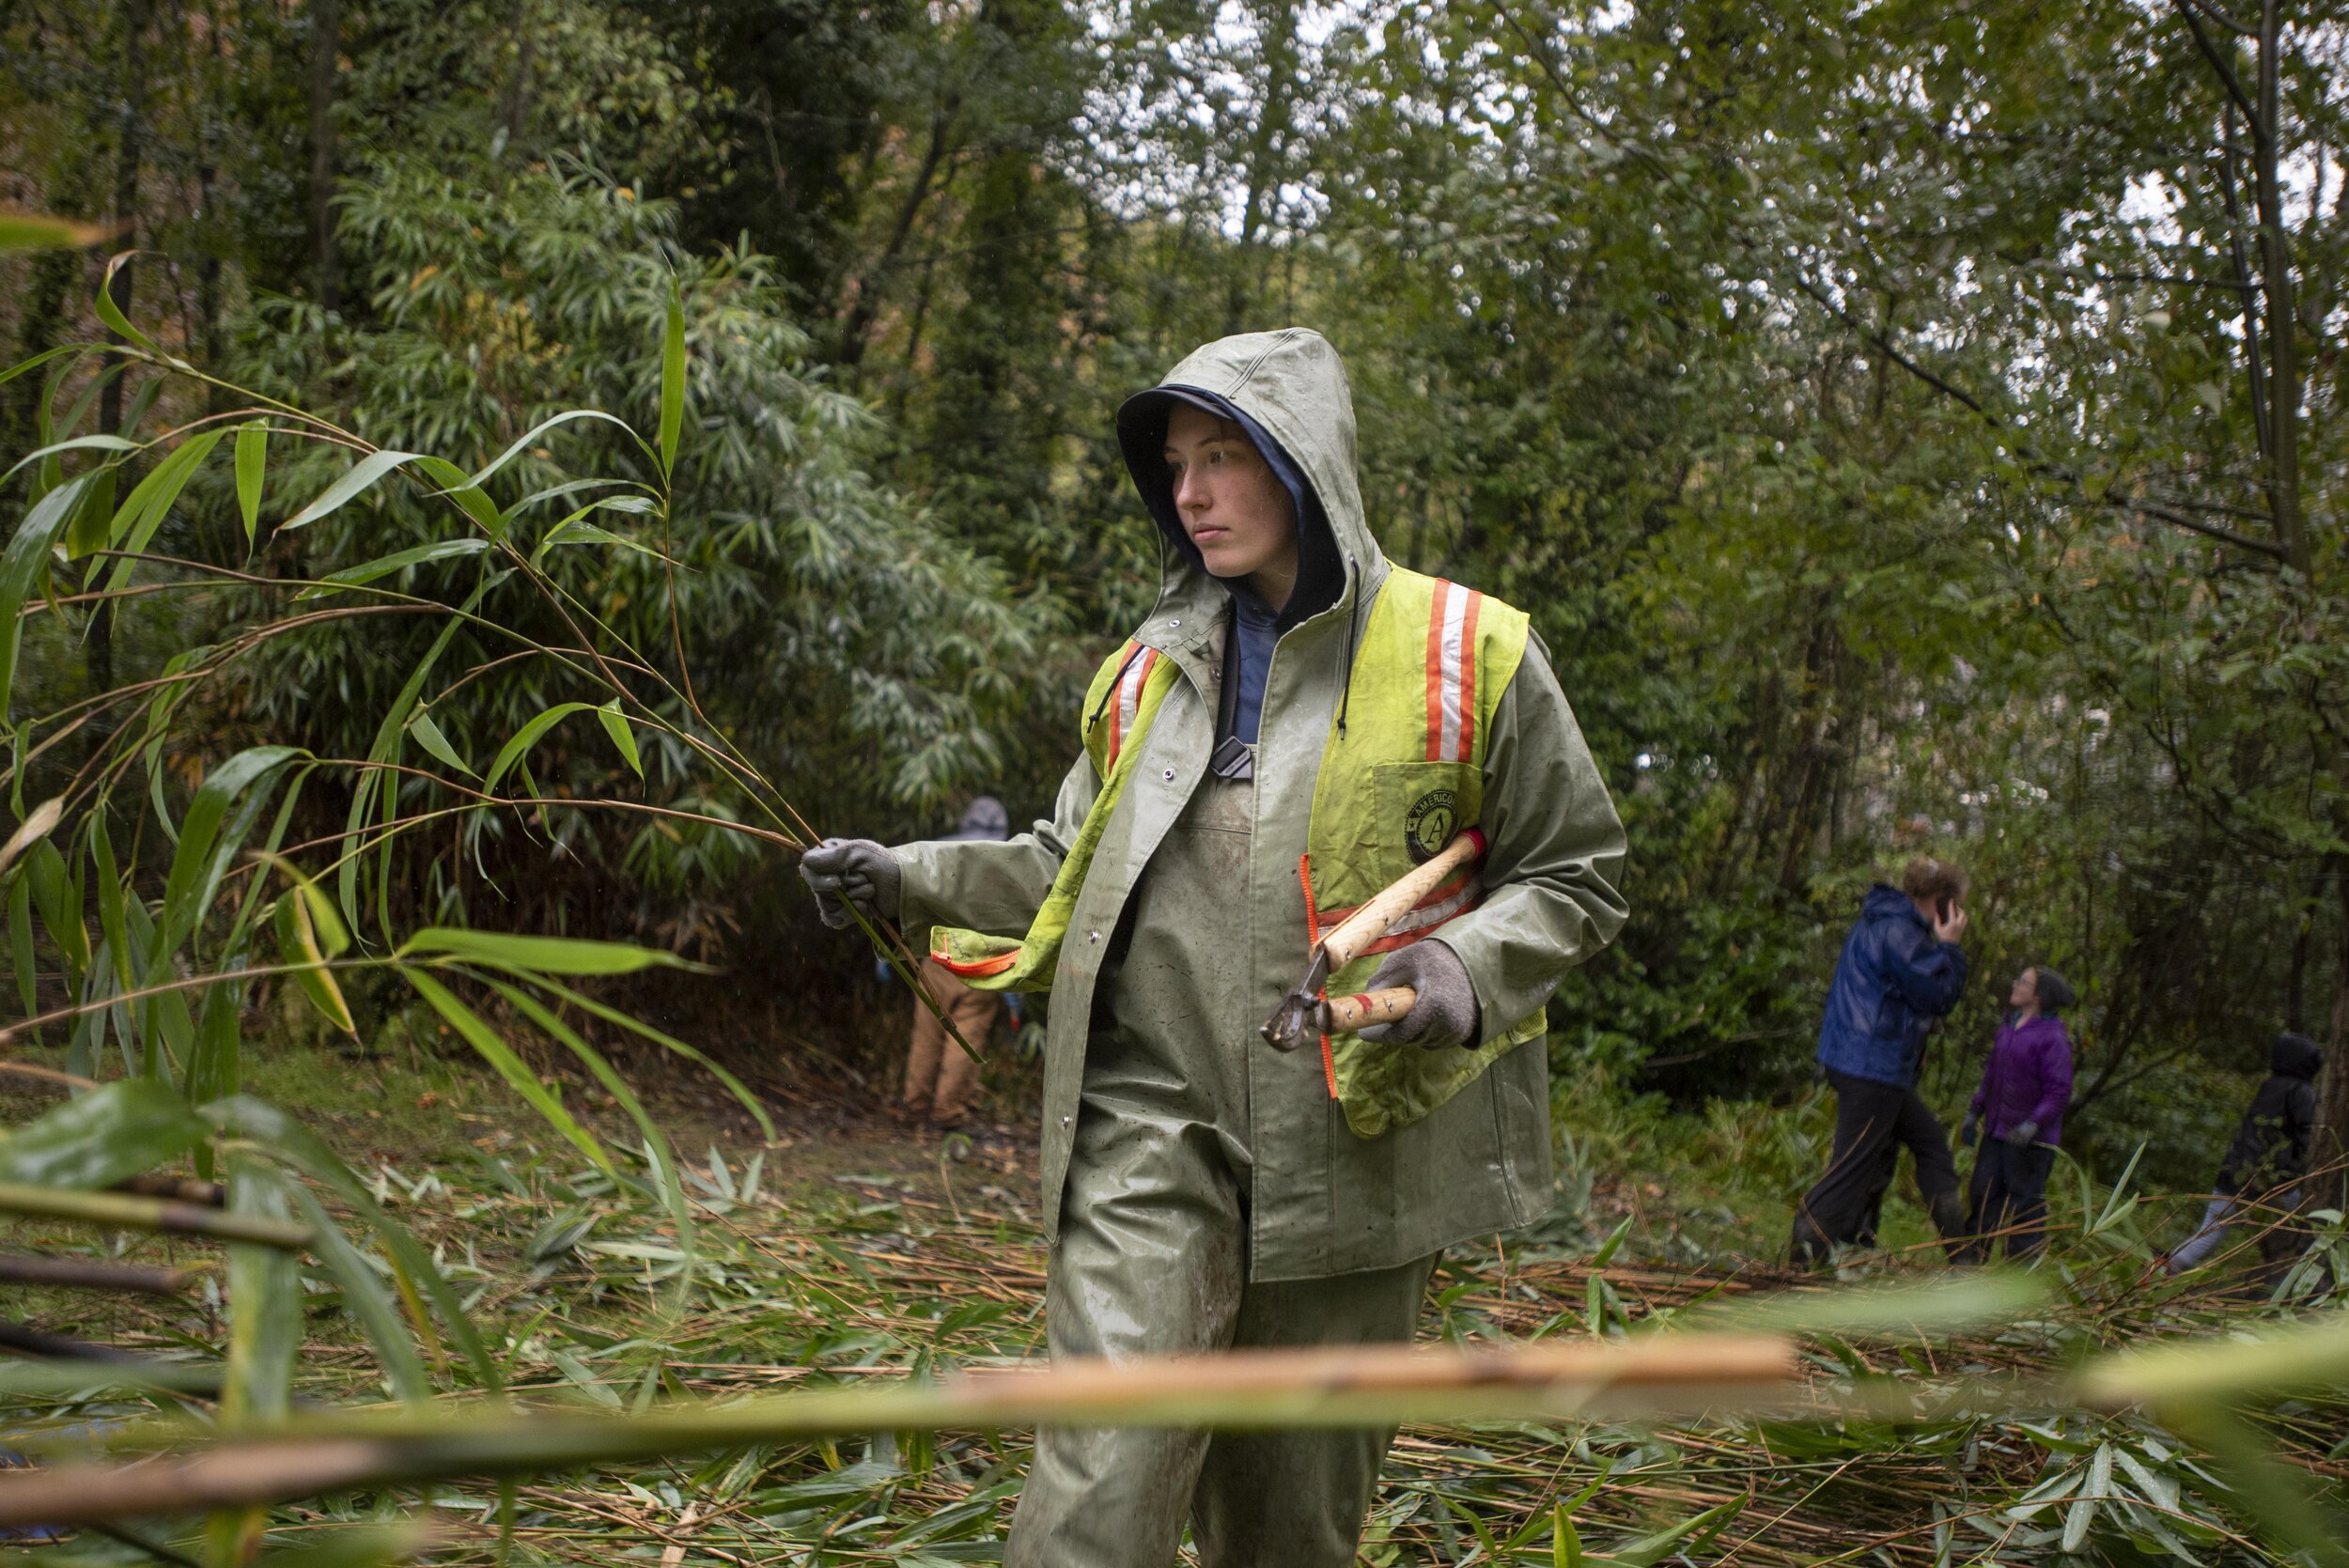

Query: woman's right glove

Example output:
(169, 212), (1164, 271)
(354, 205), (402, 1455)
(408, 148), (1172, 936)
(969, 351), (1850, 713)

(1960, 1113), (1980, 1148)
(799, 839), (901, 929)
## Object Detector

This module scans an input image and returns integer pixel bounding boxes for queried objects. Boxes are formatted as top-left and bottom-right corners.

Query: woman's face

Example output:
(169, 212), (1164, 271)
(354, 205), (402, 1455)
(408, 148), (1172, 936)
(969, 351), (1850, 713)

(1163, 405), (1299, 607)
(2010, 969), (2039, 1009)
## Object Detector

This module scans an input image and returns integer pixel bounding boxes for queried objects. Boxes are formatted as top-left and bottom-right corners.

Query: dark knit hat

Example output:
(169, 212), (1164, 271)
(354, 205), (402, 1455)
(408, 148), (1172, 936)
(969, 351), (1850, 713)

(2031, 967), (2077, 1013)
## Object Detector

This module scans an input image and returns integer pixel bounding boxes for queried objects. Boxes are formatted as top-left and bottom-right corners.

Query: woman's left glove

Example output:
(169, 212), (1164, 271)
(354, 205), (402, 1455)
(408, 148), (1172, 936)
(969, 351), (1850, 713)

(1356, 939), (1482, 1051)
(2003, 1119), (2039, 1150)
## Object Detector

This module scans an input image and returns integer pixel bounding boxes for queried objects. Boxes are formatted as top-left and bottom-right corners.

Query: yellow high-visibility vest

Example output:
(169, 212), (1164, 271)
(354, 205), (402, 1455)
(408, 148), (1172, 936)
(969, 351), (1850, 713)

(930, 566), (1538, 1136)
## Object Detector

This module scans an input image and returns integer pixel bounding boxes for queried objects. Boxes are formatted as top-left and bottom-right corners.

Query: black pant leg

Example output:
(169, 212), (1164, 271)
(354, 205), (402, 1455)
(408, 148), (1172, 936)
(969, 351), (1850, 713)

(1890, 1084), (1966, 1250)
(2005, 1144), (2054, 1259)
(1793, 1071), (1906, 1265)
(1956, 1140), (2002, 1264)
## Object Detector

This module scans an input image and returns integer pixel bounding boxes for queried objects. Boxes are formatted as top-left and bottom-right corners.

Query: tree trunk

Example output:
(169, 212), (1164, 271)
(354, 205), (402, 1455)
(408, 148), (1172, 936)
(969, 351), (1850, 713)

(93, 0), (156, 695)
(496, 0), (535, 148)
(308, 0), (343, 309)
(1224, 1), (1299, 336)
(2251, 0), (2304, 571)
(2318, 876), (2349, 1211)
(834, 107), (955, 375)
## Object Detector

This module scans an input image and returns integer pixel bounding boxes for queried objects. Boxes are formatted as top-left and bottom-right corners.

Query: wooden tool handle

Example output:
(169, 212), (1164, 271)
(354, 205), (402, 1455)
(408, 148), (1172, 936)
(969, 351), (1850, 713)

(1320, 829), (1484, 970)
(1321, 986), (1416, 1034)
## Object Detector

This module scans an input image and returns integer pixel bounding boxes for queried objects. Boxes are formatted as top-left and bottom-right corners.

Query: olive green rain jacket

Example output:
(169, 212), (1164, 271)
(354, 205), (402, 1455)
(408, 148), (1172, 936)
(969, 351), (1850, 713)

(895, 328), (1627, 1282)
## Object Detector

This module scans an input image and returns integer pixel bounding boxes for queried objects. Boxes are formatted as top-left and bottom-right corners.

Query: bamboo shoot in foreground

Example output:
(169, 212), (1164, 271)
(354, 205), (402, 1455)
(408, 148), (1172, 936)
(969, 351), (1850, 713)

(0, 1335), (1796, 1527)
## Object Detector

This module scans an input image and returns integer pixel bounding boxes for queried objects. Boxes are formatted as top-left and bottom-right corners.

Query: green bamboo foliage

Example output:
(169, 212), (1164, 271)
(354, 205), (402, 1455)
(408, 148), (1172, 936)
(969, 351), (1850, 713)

(0, 262), (830, 1452)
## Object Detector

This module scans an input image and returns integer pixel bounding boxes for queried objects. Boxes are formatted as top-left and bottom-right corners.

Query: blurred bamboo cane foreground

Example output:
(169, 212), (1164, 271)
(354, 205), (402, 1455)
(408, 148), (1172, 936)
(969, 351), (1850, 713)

(4, 255), (2348, 1567)
(0, 1336), (1802, 1529)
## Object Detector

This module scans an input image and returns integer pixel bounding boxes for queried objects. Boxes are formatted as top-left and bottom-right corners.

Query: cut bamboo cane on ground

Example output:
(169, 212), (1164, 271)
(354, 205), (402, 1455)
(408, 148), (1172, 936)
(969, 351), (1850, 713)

(0, 1335), (1797, 1528)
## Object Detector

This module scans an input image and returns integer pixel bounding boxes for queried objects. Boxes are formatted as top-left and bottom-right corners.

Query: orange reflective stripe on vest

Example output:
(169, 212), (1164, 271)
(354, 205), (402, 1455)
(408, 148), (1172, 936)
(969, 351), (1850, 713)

(1425, 579), (1485, 763)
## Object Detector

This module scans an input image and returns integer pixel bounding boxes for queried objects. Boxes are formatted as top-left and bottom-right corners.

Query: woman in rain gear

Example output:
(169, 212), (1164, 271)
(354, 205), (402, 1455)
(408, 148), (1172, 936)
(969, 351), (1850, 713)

(1954, 965), (2075, 1261)
(801, 328), (1626, 1566)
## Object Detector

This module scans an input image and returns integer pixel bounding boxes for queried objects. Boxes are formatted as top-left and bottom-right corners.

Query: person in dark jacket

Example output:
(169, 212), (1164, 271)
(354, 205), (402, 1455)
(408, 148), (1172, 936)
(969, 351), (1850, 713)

(1790, 857), (1971, 1267)
(2168, 1032), (2325, 1277)
(1954, 966), (2076, 1262)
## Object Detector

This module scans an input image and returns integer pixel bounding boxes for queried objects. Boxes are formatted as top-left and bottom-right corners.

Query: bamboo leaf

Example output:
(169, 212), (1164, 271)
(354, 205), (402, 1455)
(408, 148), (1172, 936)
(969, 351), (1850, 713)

(660, 280), (685, 477)
(407, 710), (477, 778)
(0, 796), (62, 878)
(101, 428), (226, 593)
(63, 464), (116, 558)
(0, 344), (86, 391)
(342, 584), (488, 930)
(275, 893), (356, 1035)
(411, 455), (507, 539)
(536, 517), (678, 566)
(0, 210), (121, 251)
(219, 1155), (300, 1428)
(401, 969), (614, 1173)
(25, 836), (90, 975)
(8, 873), (35, 1020)
(0, 433), (137, 483)
(1553, 1504), (1583, 1568)
(457, 410), (639, 493)
(185, 974), (242, 1108)
(1606, 1496), (1747, 1567)
(1591, 1213), (1633, 1267)
(481, 702), (599, 791)
(297, 537), (490, 598)
(235, 425), (266, 545)
(0, 1078), (209, 1188)
(280, 448), (424, 533)
(397, 926), (690, 975)
(0, 474), (93, 715)
(154, 746), (301, 973)
(91, 253), (159, 354)
(280, 1181), (432, 1405)
(597, 700), (642, 778)
(89, 814), (135, 1052)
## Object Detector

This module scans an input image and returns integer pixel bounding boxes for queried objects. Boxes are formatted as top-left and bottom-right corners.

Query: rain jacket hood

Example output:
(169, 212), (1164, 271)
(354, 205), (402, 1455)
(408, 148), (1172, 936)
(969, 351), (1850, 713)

(1113, 331), (1380, 645)
(2273, 1031), (2324, 1080)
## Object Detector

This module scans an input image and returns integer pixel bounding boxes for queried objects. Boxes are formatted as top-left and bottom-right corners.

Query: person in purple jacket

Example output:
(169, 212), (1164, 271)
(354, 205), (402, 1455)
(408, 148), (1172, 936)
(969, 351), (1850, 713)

(1954, 965), (2076, 1262)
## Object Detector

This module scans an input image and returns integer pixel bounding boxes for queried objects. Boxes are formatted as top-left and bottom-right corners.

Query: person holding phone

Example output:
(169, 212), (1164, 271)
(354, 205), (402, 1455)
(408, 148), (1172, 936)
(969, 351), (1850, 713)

(1791, 856), (1973, 1267)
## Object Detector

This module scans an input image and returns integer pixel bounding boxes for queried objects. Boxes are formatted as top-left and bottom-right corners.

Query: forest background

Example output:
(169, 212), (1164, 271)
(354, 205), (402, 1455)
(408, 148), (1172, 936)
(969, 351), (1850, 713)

(6, 0), (2349, 1200)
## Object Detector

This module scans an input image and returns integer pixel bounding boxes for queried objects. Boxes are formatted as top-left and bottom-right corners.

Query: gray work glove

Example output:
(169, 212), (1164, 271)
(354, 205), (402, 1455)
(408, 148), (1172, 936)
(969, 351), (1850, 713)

(1355, 939), (1482, 1051)
(2004, 1119), (2039, 1151)
(799, 838), (900, 930)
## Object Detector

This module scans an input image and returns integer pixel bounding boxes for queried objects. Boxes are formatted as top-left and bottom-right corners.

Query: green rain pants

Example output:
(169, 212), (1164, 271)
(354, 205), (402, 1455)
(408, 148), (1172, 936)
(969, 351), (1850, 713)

(1003, 774), (1438, 1568)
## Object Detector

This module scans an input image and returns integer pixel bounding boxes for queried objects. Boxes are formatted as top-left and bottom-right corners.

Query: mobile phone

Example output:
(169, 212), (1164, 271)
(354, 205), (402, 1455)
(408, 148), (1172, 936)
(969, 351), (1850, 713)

(1936, 896), (1952, 924)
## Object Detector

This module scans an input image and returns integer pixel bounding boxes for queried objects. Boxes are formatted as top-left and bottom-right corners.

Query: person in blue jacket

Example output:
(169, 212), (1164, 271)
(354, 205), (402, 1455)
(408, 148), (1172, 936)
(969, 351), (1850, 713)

(1791, 856), (1972, 1266)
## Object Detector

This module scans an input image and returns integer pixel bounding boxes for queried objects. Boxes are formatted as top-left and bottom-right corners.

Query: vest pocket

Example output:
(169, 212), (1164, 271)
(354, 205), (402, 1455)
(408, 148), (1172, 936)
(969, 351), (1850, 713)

(1367, 760), (1486, 871)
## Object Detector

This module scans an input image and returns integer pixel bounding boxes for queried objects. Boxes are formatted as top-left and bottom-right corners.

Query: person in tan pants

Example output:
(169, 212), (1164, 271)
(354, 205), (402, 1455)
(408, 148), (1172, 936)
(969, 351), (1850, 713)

(898, 798), (1010, 1127)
